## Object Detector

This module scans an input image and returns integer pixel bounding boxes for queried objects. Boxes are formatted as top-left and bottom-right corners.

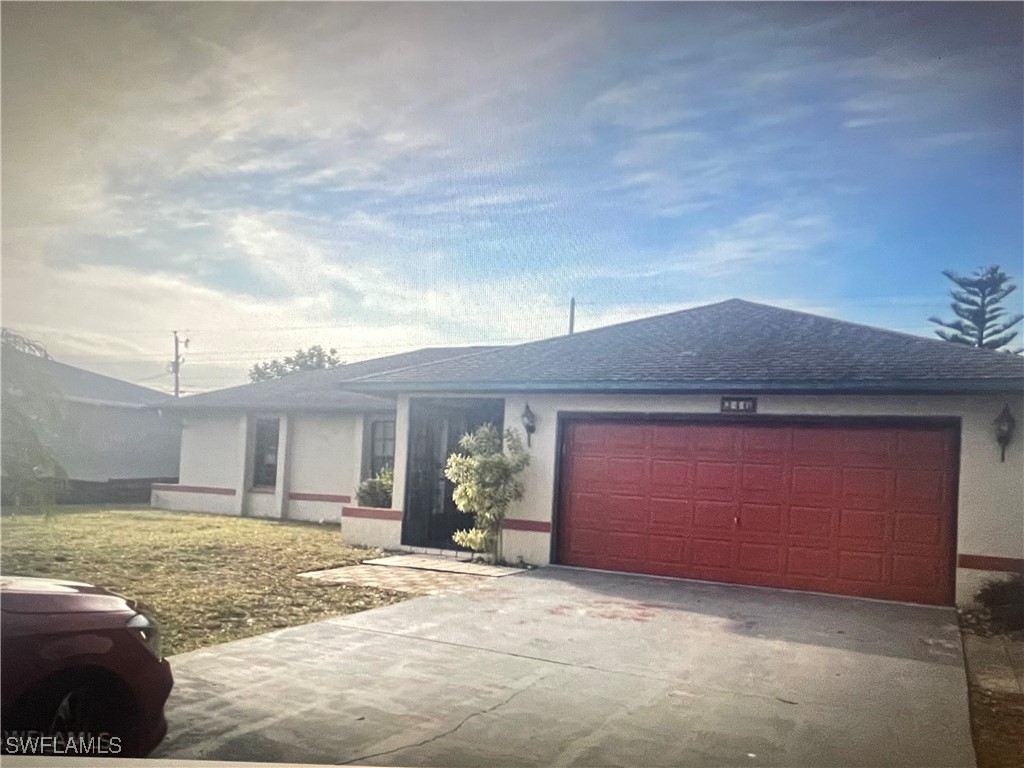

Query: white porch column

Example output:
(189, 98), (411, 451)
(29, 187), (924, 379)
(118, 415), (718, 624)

(391, 396), (411, 516)
(274, 414), (290, 518)
(232, 414), (250, 515)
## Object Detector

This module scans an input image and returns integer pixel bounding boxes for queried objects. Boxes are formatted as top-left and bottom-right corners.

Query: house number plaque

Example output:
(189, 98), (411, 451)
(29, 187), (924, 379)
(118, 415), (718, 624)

(721, 396), (757, 413)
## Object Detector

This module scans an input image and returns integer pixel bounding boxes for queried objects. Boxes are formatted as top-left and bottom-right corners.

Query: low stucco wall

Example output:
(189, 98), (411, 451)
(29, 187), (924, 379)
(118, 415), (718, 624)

(341, 506), (402, 549)
(287, 498), (345, 524)
(151, 486), (239, 516)
(245, 490), (278, 519)
(391, 392), (1023, 604)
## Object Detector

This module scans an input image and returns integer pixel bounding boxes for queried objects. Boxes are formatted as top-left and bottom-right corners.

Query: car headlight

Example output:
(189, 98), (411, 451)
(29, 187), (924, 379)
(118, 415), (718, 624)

(127, 612), (163, 659)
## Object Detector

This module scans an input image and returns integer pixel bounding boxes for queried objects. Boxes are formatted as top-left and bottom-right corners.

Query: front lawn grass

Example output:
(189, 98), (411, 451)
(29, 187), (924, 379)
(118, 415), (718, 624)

(0, 507), (406, 655)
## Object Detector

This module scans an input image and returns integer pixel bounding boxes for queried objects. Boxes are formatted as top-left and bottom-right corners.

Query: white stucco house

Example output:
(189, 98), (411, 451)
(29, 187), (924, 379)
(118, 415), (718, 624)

(153, 300), (1023, 606)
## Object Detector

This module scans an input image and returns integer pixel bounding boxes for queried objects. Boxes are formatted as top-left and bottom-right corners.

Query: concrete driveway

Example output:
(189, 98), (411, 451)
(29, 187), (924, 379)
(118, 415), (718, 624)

(153, 568), (975, 767)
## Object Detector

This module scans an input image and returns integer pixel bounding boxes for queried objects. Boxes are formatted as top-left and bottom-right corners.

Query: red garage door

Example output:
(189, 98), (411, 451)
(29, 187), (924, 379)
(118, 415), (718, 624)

(557, 420), (958, 605)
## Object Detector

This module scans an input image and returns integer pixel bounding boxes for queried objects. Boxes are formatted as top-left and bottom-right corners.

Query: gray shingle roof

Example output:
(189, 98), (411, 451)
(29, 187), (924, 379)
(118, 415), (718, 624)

(1, 347), (173, 406)
(344, 300), (1024, 394)
(165, 346), (500, 411)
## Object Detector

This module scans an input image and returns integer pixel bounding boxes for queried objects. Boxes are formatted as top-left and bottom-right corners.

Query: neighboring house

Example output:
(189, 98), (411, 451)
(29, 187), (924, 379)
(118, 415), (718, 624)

(150, 347), (497, 524)
(1, 347), (182, 503)
(342, 299), (1023, 607)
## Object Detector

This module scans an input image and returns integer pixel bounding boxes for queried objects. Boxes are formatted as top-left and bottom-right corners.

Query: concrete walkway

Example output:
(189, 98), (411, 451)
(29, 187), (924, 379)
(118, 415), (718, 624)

(154, 569), (975, 767)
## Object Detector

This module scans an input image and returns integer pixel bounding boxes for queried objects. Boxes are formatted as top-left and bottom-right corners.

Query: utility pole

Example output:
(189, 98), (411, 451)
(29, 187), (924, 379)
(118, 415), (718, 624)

(568, 297), (576, 335)
(170, 330), (189, 397)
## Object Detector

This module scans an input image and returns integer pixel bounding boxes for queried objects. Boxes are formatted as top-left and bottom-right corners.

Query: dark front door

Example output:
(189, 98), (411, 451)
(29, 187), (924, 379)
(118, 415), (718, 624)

(404, 398), (505, 549)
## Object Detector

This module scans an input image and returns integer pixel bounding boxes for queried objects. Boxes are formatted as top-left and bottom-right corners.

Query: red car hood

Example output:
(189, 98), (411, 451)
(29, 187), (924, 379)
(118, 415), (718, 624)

(0, 576), (139, 614)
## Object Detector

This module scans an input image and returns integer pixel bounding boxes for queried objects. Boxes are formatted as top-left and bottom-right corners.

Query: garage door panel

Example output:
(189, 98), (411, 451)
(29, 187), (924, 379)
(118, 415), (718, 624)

(741, 428), (792, 459)
(737, 542), (781, 574)
(788, 506), (833, 539)
(558, 420), (956, 605)
(837, 551), (885, 583)
(891, 554), (944, 589)
(790, 428), (839, 465)
(604, 532), (644, 559)
(692, 427), (738, 458)
(691, 538), (733, 568)
(839, 509), (887, 541)
(841, 467), (891, 507)
(604, 495), (646, 528)
(786, 547), (831, 578)
(650, 459), (693, 495)
(569, 424), (608, 452)
(695, 463), (739, 500)
(897, 430), (951, 468)
(739, 503), (782, 533)
(694, 501), (738, 531)
(648, 498), (692, 529)
(563, 528), (604, 557)
(572, 456), (608, 487)
(895, 470), (945, 507)
(894, 513), (941, 546)
(648, 536), (687, 566)
(741, 464), (785, 495)
(606, 458), (646, 490)
(651, 424), (696, 454)
(569, 493), (606, 525)
(839, 430), (898, 465)
(790, 465), (837, 499)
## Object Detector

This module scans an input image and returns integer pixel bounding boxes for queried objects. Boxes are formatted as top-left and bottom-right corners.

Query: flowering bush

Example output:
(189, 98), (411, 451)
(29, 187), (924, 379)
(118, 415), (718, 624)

(445, 424), (529, 559)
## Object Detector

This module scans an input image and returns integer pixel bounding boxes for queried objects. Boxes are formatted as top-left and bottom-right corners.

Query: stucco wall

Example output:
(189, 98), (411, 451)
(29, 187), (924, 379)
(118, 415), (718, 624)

(393, 392), (1023, 603)
(341, 512), (402, 550)
(155, 410), (381, 523)
(151, 487), (238, 515)
(177, 414), (245, 490)
(245, 490), (278, 519)
(286, 414), (362, 496)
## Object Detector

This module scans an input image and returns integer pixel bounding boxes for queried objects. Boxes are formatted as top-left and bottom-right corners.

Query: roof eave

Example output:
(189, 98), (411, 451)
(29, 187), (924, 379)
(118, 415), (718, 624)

(155, 401), (397, 414)
(343, 378), (1024, 395)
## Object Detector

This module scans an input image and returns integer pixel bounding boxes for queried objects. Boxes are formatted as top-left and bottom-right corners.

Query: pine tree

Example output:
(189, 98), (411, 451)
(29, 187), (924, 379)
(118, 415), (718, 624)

(929, 266), (1023, 351)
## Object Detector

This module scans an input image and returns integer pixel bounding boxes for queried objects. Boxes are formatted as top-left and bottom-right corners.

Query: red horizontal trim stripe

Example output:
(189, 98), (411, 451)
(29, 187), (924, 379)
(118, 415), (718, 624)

(151, 483), (236, 496)
(502, 519), (551, 533)
(342, 506), (402, 521)
(289, 492), (351, 503)
(958, 554), (1024, 573)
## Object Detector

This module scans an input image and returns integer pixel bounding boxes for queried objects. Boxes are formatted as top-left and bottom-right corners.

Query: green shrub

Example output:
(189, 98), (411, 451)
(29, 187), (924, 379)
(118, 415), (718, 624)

(976, 573), (1024, 632)
(445, 424), (529, 559)
(976, 573), (1024, 609)
(356, 467), (393, 508)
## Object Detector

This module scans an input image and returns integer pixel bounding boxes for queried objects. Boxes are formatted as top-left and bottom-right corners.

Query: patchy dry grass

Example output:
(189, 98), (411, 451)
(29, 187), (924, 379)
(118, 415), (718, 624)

(0, 507), (407, 655)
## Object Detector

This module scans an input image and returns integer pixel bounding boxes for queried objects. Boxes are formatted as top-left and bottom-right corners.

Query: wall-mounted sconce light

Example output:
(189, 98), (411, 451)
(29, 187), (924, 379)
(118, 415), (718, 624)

(521, 403), (537, 447)
(995, 404), (1016, 462)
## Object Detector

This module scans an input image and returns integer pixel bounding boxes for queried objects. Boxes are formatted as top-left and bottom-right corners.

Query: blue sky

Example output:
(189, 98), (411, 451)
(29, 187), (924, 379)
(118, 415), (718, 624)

(2, 2), (1021, 393)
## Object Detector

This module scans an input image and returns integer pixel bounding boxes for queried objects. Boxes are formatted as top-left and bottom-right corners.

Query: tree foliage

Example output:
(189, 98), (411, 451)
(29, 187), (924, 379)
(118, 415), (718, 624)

(929, 266), (1024, 351)
(1, 328), (52, 358)
(444, 424), (530, 559)
(1, 329), (67, 511)
(248, 345), (342, 382)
